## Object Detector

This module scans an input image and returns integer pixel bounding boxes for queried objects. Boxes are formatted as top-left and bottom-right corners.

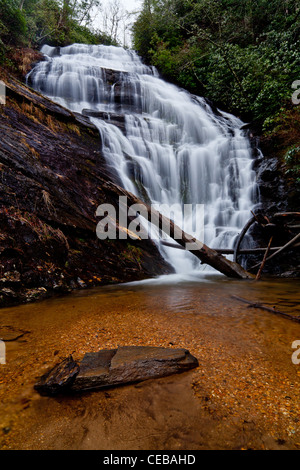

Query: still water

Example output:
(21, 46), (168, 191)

(0, 275), (300, 449)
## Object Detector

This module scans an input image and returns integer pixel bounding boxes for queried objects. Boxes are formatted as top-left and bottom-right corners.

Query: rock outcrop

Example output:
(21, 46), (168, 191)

(241, 130), (300, 277)
(0, 72), (172, 307)
(34, 346), (199, 396)
(82, 109), (126, 132)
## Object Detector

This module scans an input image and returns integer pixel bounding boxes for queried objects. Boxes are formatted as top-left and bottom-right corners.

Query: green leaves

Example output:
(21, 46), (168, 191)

(0, 0), (121, 58)
(133, 0), (300, 125)
(0, 0), (27, 45)
(284, 146), (300, 186)
(132, 0), (300, 190)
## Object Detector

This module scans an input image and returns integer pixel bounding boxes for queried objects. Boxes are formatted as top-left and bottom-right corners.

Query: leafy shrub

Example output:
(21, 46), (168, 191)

(284, 146), (300, 185)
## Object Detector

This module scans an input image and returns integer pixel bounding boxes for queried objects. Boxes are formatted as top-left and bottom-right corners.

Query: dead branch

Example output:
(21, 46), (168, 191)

(249, 232), (300, 271)
(231, 295), (300, 323)
(255, 236), (273, 281)
(233, 216), (256, 263)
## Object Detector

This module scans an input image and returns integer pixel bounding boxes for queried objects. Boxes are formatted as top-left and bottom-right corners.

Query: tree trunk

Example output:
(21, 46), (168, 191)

(58, 0), (71, 31)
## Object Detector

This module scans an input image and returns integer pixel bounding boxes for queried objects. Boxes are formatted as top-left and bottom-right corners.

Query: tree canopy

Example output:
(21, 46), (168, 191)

(132, 0), (300, 125)
(0, 0), (118, 63)
(132, 0), (300, 189)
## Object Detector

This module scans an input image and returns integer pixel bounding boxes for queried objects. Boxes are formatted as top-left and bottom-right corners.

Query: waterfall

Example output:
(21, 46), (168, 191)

(27, 43), (259, 275)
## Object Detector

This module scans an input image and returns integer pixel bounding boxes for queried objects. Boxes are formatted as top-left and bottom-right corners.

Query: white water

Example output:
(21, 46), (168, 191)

(28, 43), (259, 274)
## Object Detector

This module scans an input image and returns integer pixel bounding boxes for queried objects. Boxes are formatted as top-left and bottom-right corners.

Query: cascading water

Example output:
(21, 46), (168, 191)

(27, 43), (259, 275)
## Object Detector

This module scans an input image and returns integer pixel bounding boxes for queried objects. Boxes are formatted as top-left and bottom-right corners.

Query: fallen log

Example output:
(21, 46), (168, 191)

(231, 295), (300, 323)
(103, 181), (254, 279)
(160, 241), (300, 254)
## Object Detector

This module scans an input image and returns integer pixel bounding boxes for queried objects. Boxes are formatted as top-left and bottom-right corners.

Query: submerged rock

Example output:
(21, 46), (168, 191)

(34, 356), (80, 396)
(34, 346), (199, 396)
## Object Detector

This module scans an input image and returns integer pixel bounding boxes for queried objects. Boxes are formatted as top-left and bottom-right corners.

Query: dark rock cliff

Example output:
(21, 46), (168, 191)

(242, 132), (300, 277)
(0, 73), (172, 307)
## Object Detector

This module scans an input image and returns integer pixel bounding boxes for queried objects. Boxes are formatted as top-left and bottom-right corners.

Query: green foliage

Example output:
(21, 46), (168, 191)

(68, 24), (118, 46)
(132, 0), (300, 189)
(133, 0), (300, 126)
(284, 146), (300, 186)
(0, 0), (27, 61)
(0, 0), (117, 63)
(24, 0), (61, 46)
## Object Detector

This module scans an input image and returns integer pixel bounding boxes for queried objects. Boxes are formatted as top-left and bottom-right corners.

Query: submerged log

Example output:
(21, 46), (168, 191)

(103, 182), (254, 279)
(231, 295), (300, 323)
(34, 346), (199, 396)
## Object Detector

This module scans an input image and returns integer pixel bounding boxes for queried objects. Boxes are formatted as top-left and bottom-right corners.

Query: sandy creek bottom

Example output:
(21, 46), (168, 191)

(0, 273), (300, 450)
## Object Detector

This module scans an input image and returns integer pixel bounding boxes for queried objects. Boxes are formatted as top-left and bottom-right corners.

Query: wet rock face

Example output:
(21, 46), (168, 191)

(237, 129), (300, 277)
(0, 74), (172, 307)
(254, 156), (289, 215)
(82, 109), (126, 133)
(252, 129), (299, 217)
(244, 144), (300, 277)
(34, 347), (199, 396)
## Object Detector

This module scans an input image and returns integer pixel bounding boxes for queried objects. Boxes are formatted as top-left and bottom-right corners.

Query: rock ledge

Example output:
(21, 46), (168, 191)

(34, 346), (199, 396)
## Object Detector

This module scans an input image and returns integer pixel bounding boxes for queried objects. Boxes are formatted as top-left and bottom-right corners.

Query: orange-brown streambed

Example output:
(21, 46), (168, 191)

(0, 274), (300, 450)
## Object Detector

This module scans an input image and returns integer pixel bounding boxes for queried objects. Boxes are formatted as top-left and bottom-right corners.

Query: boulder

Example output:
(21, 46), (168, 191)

(34, 356), (80, 396)
(34, 346), (199, 396)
